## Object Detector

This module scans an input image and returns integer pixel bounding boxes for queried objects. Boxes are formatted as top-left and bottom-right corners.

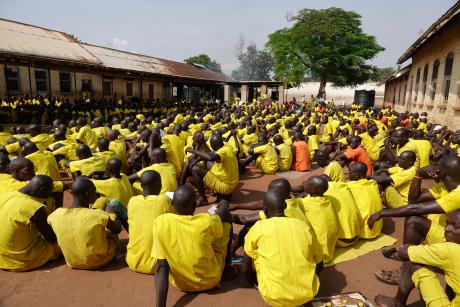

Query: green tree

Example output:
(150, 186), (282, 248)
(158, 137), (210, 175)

(231, 36), (274, 81)
(184, 54), (222, 72)
(372, 66), (397, 83)
(266, 7), (384, 97)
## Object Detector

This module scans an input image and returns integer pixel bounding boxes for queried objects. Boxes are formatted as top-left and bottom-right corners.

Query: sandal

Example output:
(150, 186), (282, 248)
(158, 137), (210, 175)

(374, 269), (400, 285)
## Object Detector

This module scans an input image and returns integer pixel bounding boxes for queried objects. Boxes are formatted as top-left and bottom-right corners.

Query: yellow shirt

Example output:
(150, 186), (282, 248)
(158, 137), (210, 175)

(254, 143), (279, 174)
(52, 141), (79, 161)
(134, 162), (177, 195)
(276, 143), (293, 172)
(244, 217), (321, 306)
(324, 161), (345, 182)
(347, 179), (383, 239)
(389, 165), (417, 202)
(259, 195), (309, 224)
(0, 132), (12, 146)
(77, 126), (98, 150)
(307, 135), (320, 158)
(26, 150), (61, 181)
(412, 139), (433, 168)
(161, 134), (185, 174)
(301, 196), (338, 262)
(152, 213), (229, 291)
(48, 208), (118, 270)
(325, 181), (363, 240)
(109, 139), (128, 166)
(241, 133), (258, 155)
(436, 184), (460, 214)
(0, 191), (58, 271)
(408, 242), (460, 302)
(208, 145), (239, 189)
(92, 126), (108, 139)
(30, 134), (52, 151)
(92, 174), (133, 207)
(69, 155), (106, 176)
(126, 195), (174, 274)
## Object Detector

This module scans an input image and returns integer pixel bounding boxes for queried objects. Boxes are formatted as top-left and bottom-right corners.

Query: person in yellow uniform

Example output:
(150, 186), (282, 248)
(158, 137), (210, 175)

(314, 150), (346, 182)
(243, 189), (323, 307)
(322, 174), (363, 247)
(161, 129), (185, 174)
(75, 118), (98, 151)
(347, 162), (383, 239)
(186, 132), (239, 205)
(240, 134), (279, 174)
(95, 138), (117, 164)
(65, 144), (106, 177)
(152, 185), (234, 307)
(411, 130), (433, 168)
(126, 170), (174, 274)
(373, 209), (460, 307)
(367, 155), (460, 286)
(91, 158), (133, 208)
(22, 142), (61, 181)
(0, 175), (60, 271)
(26, 124), (52, 151)
(0, 125), (12, 146)
(372, 151), (417, 208)
(306, 125), (320, 159)
(273, 134), (293, 171)
(129, 148), (177, 195)
(240, 125), (258, 156)
(106, 130), (128, 171)
(300, 175), (338, 262)
(384, 128), (420, 169)
(47, 178), (121, 270)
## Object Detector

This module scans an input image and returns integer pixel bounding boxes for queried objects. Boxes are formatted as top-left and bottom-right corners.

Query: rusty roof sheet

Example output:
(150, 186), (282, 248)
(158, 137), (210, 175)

(397, 2), (460, 64)
(0, 18), (102, 65)
(83, 44), (232, 82)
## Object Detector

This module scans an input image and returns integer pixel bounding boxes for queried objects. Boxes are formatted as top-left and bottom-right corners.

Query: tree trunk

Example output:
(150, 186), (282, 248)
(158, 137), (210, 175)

(317, 79), (326, 99)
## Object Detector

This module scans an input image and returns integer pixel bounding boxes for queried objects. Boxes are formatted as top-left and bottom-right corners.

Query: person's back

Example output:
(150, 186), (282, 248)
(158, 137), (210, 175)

(206, 144), (239, 194)
(69, 154), (106, 177)
(92, 174), (133, 208)
(26, 150), (61, 181)
(133, 162), (177, 195)
(254, 143), (279, 174)
(161, 134), (185, 173)
(48, 207), (118, 269)
(152, 212), (230, 291)
(276, 142), (293, 172)
(77, 125), (98, 150)
(0, 177), (59, 271)
(347, 178), (383, 239)
(301, 195), (338, 262)
(292, 140), (311, 171)
(126, 194), (174, 274)
(324, 181), (363, 244)
(412, 138), (432, 168)
(324, 160), (345, 182)
(244, 216), (321, 306)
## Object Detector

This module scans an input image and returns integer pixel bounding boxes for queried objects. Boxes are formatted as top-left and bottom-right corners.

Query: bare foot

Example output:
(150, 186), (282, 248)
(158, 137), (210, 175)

(375, 294), (397, 307)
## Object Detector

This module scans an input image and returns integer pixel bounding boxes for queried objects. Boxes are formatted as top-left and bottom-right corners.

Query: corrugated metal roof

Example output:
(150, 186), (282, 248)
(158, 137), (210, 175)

(397, 2), (460, 64)
(0, 18), (232, 82)
(83, 44), (232, 82)
(0, 18), (102, 65)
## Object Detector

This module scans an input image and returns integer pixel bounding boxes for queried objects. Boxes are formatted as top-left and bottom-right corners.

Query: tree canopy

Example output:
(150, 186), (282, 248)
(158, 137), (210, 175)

(372, 67), (398, 83)
(184, 54), (222, 72)
(231, 37), (274, 81)
(266, 7), (384, 97)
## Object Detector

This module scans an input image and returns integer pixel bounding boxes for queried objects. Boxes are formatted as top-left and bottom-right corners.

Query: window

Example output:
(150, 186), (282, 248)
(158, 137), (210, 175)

(431, 59), (439, 101)
(34, 69), (47, 93)
(103, 80), (112, 96)
(402, 85), (407, 105)
(82, 78), (92, 92)
(59, 72), (71, 93)
(414, 68), (421, 102)
(148, 84), (154, 100)
(443, 52), (454, 102)
(5, 66), (21, 92)
(126, 82), (133, 96)
(421, 64), (429, 101)
(162, 82), (170, 100)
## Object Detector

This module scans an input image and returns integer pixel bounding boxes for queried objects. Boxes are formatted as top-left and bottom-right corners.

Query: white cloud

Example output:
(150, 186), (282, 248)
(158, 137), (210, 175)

(111, 37), (129, 51)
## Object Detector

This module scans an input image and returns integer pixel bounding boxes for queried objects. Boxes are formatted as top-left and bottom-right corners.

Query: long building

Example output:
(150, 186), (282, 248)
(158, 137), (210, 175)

(0, 18), (284, 104)
(384, 1), (460, 129)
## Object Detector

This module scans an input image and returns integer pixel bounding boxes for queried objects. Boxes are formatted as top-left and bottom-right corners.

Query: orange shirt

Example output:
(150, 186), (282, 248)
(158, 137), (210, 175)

(343, 145), (373, 175)
(291, 141), (311, 171)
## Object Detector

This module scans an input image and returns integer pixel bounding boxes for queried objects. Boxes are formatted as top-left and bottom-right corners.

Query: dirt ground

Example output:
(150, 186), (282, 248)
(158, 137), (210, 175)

(0, 166), (425, 307)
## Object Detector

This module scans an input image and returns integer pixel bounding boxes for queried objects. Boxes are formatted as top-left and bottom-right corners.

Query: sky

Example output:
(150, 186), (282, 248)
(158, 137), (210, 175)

(1, 0), (456, 74)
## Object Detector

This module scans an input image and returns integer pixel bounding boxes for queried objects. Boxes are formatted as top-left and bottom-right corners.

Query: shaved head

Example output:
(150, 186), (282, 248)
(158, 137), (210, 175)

(303, 175), (328, 196)
(71, 177), (97, 207)
(10, 157), (35, 181)
(262, 190), (286, 218)
(173, 185), (196, 215)
(140, 170), (162, 196)
(268, 178), (291, 199)
(20, 174), (53, 198)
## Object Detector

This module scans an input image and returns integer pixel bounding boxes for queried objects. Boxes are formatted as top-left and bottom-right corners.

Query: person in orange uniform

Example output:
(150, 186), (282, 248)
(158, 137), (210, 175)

(340, 135), (373, 176)
(291, 132), (311, 171)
